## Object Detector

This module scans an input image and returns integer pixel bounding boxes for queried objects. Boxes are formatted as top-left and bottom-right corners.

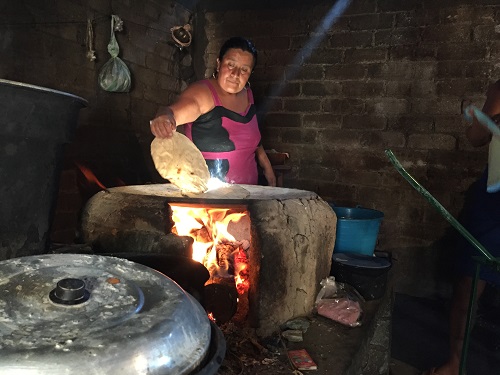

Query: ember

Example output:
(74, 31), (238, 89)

(234, 247), (249, 295)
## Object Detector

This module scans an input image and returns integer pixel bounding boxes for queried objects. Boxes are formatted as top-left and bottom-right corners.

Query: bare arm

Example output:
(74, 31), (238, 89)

(467, 80), (500, 147)
(256, 145), (276, 187)
(150, 82), (214, 138)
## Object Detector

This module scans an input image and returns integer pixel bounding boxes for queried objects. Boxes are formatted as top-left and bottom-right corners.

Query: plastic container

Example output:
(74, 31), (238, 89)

(330, 252), (391, 300)
(329, 204), (384, 256)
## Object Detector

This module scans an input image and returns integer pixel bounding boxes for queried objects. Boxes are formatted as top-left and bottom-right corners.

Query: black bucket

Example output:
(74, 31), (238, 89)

(0, 79), (87, 260)
(330, 252), (391, 300)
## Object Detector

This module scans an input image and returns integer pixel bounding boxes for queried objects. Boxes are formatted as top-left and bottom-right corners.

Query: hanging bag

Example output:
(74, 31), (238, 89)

(98, 15), (131, 92)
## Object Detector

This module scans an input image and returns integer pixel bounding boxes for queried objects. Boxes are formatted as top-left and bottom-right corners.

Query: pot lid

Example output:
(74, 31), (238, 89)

(0, 253), (211, 375)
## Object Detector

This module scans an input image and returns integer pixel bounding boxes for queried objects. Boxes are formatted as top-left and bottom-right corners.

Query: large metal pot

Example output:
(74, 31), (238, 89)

(0, 254), (214, 374)
(0, 79), (87, 261)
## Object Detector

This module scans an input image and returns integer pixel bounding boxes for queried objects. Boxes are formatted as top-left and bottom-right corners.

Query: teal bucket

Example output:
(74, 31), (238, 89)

(329, 204), (384, 256)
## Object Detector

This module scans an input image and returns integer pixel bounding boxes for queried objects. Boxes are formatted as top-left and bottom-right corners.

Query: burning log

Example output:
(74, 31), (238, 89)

(204, 278), (238, 324)
(213, 242), (236, 276)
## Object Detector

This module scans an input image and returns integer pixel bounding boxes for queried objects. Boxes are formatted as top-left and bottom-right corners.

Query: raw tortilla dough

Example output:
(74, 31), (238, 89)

(151, 133), (210, 195)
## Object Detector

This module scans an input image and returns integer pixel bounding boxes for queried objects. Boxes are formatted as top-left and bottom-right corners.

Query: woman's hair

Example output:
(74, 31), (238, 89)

(218, 37), (258, 70)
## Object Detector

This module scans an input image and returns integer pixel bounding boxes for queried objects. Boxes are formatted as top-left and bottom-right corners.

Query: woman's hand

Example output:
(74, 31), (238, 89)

(150, 107), (177, 138)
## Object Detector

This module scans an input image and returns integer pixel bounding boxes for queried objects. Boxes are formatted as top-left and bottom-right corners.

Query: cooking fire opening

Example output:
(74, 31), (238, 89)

(170, 203), (252, 325)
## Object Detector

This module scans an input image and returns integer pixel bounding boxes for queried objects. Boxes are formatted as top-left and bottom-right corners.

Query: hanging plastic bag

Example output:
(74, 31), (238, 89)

(314, 276), (364, 327)
(98, 15), (131, 92)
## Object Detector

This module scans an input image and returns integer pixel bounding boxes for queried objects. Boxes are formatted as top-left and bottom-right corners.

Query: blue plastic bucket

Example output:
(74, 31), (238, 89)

(329, 204), (384, 256)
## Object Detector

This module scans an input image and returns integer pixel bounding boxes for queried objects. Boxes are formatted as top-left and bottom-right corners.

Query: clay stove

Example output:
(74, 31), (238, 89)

(80, 183), (337, 337)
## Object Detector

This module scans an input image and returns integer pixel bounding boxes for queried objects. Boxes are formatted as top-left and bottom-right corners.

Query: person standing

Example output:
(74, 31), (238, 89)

(150, 36), (276, 186)
(423, 81), (500, 375)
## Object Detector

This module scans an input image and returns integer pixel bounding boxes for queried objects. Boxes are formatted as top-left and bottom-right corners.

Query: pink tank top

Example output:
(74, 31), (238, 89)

(184, 80), (261, 184)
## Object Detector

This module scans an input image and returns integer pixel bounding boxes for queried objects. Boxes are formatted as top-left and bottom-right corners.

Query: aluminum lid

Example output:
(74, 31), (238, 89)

(0, 253), (211, 375)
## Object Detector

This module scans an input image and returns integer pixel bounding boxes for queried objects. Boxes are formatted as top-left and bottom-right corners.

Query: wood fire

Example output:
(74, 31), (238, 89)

(170, 204), (251, 323)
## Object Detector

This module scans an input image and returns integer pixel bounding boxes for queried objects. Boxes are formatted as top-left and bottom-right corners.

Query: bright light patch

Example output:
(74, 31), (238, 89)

(262, 0), (352, 111)
(206, 177), (229, 191)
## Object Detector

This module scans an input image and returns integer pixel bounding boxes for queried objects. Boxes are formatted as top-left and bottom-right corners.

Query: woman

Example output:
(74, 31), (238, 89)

(150, 37), (276, 186)
(423, 81), (500, 375)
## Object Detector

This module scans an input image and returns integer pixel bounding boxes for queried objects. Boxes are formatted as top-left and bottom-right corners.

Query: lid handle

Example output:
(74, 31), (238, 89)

(49, 278), (90, 305)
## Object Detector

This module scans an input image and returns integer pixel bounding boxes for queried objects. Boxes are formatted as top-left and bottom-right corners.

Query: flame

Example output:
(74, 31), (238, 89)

(207, 312), (216, 322)
(75, 162), (107, 190)
(170, 205), (250, 294)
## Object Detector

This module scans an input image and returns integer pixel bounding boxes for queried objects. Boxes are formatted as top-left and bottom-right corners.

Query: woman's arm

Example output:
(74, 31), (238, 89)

(150, 82), (213, 138)
(256, 145), (277, 187)
(467, 80), (500, 147)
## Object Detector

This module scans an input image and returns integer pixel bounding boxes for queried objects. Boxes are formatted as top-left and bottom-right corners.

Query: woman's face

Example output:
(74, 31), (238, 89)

(216, 48), (254, 94)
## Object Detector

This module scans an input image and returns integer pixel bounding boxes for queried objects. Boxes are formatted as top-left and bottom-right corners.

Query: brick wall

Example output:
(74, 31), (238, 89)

(199, 0), (500, 256)
(0, 0), (193, 243)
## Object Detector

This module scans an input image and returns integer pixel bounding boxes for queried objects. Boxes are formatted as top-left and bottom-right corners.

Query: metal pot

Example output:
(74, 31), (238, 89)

(0, 79), (87, 260)
(0, 253), (212, 374)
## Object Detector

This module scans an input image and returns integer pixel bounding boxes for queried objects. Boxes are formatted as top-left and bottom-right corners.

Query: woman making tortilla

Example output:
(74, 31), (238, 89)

(150, 36), (276, 187)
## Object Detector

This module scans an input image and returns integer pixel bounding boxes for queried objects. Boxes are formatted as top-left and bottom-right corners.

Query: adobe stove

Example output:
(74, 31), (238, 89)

(80, 183), (337, 337)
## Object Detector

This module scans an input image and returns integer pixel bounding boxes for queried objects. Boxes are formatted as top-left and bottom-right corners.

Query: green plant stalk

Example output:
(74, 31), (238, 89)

(385, 149), (495, 261)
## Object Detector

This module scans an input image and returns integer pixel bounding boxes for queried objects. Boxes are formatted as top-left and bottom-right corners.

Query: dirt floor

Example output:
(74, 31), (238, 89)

(215, 297), (389, 375)
(216, 316), (336, 375)
(214, 290), (500, 375)
(216, 321), (292, 375)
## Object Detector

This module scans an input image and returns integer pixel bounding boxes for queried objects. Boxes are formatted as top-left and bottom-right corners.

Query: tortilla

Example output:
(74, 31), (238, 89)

(151, 133), (210, 195)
